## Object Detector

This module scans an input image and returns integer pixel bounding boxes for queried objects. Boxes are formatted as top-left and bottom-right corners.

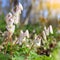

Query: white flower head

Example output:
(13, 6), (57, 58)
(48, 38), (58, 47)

(6, 12), (12, 20)
(18, 2), (23, 11)
(20, 30), (29, 38)
(46, 28), (49, 36)
(6, 18), (14, 25)
(16, 6), (21, 14)
(36, 39), (41, 47)
(17, 30), (24, 44)
(34, 35), (41, 47)
(17, 35), (26, 45)
(25, 30), (29, 38)
(6, 12), (13, 24)
(6, 25), (15, 34)
(22, 37), (26, 43)
(17, 30), (29, 45)
(16, 3), (23, 14)
(42, 31), (47, 40)
(36, 41), (41, 47)
(20, 30), (23, 34)
(5, 2), (23, 37)
(13, 15), (20, 24)
(49, 25), (53, 34)
(12, 3), (23, 14)
(17, 37), (23, 45)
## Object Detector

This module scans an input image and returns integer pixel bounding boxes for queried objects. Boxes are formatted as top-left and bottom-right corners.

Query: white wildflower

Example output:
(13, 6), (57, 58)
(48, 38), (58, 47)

(17, 30), (29, 45)
(42, 31), (47, 40)
(16, 30), (24, 45)
(49, 25), (53, 34)
(46, 28), (49, 36)
(20, 30), (23, 34)
(11, 2), (23, 25)
(6, 12), (12, 19)
(35, 39), (41, 47)
(34, 35), (42, 47)
(17, 37), (26, 45)
(18, 2), (23, 11)
(11, 3), (23, 14)
(20, 30), (25, 38)
(6, 18), (14, 25)
(22, 37), (26, 43)
(16, 5), (21, 14)
(5, 12), (14, 24)
(5, 3), (23, 37)
(13, 15), (19, 24)
(25, 30), (29, 38)
(6, 25), (15, 34)
(20, 30), (29, 38)
(44, 26), (49, 36)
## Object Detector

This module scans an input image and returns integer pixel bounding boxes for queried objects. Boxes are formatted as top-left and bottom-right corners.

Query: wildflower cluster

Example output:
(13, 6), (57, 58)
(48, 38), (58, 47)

(11, 25), (56, 56)
(5, 3), (23, 36)
(42, 25), (53, 40)
(0, 22), (57, 60)
(0, 2), (59, 60)
(17, 30), (29, 45)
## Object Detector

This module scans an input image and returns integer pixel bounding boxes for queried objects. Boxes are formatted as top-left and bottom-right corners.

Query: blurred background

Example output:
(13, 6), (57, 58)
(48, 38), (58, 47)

(0, 0), (60, 28)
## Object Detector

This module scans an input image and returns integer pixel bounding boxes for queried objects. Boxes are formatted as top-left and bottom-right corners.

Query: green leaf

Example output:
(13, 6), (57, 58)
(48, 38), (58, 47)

(0, 53), (11, 60)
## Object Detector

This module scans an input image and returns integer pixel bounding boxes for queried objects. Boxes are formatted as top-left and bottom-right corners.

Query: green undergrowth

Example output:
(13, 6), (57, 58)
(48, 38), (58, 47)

(0, 15), (60, 60)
